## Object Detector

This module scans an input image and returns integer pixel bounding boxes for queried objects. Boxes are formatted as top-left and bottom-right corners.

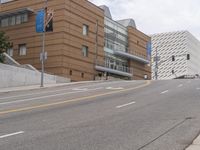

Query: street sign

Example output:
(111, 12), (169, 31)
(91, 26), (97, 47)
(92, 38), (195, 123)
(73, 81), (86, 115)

(36, 10), (45, 33)
(144, 74), (148, 80)
(153, 56), (160, 61)
(40, 52), (48, 61)
(154, 67), (158, 72)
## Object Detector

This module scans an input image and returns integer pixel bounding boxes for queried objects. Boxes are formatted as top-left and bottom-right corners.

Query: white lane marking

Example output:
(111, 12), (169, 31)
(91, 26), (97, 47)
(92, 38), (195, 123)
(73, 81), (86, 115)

(106, 87), (124, 90)
(72, 88), (88, 91)
(0, 88), (103, 106)
(0, 131), (24, 139)
(116, 101), (136, 108)
(178, 84), (183, 88)
(72, 87), (102, 91)
(161, 90), (169, 94)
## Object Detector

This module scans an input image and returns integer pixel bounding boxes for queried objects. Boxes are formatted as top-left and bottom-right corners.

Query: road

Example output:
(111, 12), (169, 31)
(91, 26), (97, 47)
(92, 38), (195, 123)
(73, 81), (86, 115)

(0, 79), (200, 150)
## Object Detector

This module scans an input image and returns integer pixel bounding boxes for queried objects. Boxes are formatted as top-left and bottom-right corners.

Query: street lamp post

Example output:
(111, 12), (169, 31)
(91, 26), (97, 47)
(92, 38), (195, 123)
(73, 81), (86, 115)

(155, 46), (158, 80)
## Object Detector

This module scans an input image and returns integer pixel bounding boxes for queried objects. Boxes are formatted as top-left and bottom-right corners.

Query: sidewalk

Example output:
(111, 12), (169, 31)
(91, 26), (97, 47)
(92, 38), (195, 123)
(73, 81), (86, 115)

(186, 134), (200, 150)
(0, 80), (104, 93)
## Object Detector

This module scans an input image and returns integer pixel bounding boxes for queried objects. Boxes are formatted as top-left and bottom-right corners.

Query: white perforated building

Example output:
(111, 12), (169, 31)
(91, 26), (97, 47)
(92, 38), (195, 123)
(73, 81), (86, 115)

(151, 31), (200, 80)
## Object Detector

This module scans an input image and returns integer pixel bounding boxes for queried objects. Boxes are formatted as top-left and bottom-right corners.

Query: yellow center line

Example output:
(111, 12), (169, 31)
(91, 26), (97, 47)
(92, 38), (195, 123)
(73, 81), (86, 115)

(0, 81), (151, 116)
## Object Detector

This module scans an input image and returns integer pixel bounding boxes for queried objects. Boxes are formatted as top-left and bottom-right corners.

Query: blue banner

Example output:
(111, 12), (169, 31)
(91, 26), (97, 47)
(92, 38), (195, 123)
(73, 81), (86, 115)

(36, 10), (45, 33)
(146, 41), (152, 60)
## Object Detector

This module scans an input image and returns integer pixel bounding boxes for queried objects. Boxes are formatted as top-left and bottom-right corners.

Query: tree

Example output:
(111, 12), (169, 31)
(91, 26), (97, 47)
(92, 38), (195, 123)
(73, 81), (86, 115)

(0, 31), (12, 63)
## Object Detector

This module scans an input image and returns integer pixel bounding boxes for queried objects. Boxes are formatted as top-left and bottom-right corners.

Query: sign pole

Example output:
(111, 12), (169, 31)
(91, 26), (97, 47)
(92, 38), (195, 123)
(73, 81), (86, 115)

(41, 0), (47, 87)
(41, 29), (45, 87)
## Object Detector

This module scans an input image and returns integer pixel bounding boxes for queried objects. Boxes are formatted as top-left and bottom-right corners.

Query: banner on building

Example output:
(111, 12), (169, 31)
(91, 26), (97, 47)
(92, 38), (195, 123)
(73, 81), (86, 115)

(36, 10), (45, 33)
(146, 41), (152, 61)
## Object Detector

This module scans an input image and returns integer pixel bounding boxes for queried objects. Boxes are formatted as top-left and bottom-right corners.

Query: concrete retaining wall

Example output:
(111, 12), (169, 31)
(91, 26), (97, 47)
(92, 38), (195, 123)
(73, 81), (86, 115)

(0, 63), (66, 88)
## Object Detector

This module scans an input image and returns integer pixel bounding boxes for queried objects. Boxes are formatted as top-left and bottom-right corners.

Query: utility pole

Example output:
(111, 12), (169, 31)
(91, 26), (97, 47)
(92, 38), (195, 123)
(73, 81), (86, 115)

(155, 46), (158, 80)
(41, 0), (48, 87)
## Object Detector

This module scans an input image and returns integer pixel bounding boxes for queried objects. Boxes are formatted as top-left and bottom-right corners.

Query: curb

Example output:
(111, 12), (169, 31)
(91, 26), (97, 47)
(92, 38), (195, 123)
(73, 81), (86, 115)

(186, 134), (200, 150)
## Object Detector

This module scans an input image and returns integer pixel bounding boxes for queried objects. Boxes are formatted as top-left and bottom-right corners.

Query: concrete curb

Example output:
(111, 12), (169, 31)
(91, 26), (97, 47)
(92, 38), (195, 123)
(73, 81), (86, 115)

(0, 80), (105, 93)
(186, 134), (200, 150)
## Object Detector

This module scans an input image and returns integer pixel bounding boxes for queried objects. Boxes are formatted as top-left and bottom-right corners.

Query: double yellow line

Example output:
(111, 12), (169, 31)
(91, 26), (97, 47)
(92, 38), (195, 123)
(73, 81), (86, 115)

(0, 81), (151, 116)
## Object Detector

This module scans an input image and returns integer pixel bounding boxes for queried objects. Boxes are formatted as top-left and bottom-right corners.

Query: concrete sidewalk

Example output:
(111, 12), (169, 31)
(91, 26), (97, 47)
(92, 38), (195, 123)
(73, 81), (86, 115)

(0, 80), (104, 93)
(186, 134), (200, 150)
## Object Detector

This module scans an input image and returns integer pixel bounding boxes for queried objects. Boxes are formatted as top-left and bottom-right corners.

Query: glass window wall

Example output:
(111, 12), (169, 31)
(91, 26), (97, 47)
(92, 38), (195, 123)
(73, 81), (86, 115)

(0, 13), (28, 27)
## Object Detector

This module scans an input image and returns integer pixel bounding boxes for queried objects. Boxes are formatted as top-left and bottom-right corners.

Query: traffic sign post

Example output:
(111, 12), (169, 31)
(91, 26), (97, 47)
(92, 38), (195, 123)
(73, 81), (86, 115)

(35, 0), (54, 87)
(36, 8), (46, 87)
(40, 52), (48, 61)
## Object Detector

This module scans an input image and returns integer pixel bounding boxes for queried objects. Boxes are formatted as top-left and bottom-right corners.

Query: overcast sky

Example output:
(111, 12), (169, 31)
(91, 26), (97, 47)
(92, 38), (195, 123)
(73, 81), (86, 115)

(89, 0), (200, 41)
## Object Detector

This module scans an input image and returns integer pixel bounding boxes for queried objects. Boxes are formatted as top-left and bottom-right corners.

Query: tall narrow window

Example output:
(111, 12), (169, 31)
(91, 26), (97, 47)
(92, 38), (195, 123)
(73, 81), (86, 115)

(19, 44), (27, 56)
(83, 24), (89, 36)
(16, 15), (21, 25)
(82, 45), (88, 57)
(1, 18), (8, 27)
(81, 73), (84, 78)
(7, 48), (13, 57)
(69, 70), (72, 76)
(8, 16), (15, 26)
(21, 13), (28, 23)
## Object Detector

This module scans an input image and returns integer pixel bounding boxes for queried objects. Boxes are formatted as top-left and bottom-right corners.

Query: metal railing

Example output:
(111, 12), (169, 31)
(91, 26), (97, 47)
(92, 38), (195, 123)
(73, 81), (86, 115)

(96, 60), (133, 74)
(3, 52), (39, 72)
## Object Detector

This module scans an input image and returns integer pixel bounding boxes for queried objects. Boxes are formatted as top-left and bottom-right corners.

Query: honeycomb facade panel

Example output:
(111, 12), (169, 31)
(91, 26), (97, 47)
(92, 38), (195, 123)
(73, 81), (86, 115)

(151, 31), (200, 80)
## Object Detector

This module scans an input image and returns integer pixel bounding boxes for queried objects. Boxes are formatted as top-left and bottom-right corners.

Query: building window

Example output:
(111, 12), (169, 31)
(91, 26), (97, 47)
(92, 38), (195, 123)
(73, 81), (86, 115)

(8, 16), (15, 26)
(82, 45), (88, 57)
(7, 48), (13, 57)
(16, 15), (21, 25)
(81, 73), (84, 78)
(1, 18), (8, 27)
(83, 24), (89, 36)
(21, 13), (28, 23)
(0, 13), (28, 27)
(69, 70), (72, 75)
(19, 44), (27, 56)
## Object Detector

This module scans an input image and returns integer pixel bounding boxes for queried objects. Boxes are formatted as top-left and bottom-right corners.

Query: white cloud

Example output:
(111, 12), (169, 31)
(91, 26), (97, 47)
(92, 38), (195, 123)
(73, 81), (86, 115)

(89, 0), (200, 40)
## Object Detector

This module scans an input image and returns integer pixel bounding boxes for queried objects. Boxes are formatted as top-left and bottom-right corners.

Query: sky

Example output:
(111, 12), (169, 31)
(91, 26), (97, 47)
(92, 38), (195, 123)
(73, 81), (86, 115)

(89, 0), (200, 41)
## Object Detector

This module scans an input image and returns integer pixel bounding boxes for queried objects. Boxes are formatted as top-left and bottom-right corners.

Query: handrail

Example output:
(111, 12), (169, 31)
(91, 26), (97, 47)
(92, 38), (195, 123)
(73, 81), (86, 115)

(96, 60), (133, 74)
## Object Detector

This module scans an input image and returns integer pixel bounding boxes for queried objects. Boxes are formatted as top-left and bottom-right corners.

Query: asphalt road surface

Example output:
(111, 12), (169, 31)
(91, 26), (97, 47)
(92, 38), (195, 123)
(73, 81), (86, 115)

(0, 79), (200, 150)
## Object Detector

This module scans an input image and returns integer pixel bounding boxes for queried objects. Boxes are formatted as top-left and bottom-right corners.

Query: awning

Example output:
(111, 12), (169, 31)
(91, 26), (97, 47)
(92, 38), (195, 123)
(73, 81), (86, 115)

(113, 50), (150, 64)
(95, 65), (133, 78)
(0, 8), (34, 18)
